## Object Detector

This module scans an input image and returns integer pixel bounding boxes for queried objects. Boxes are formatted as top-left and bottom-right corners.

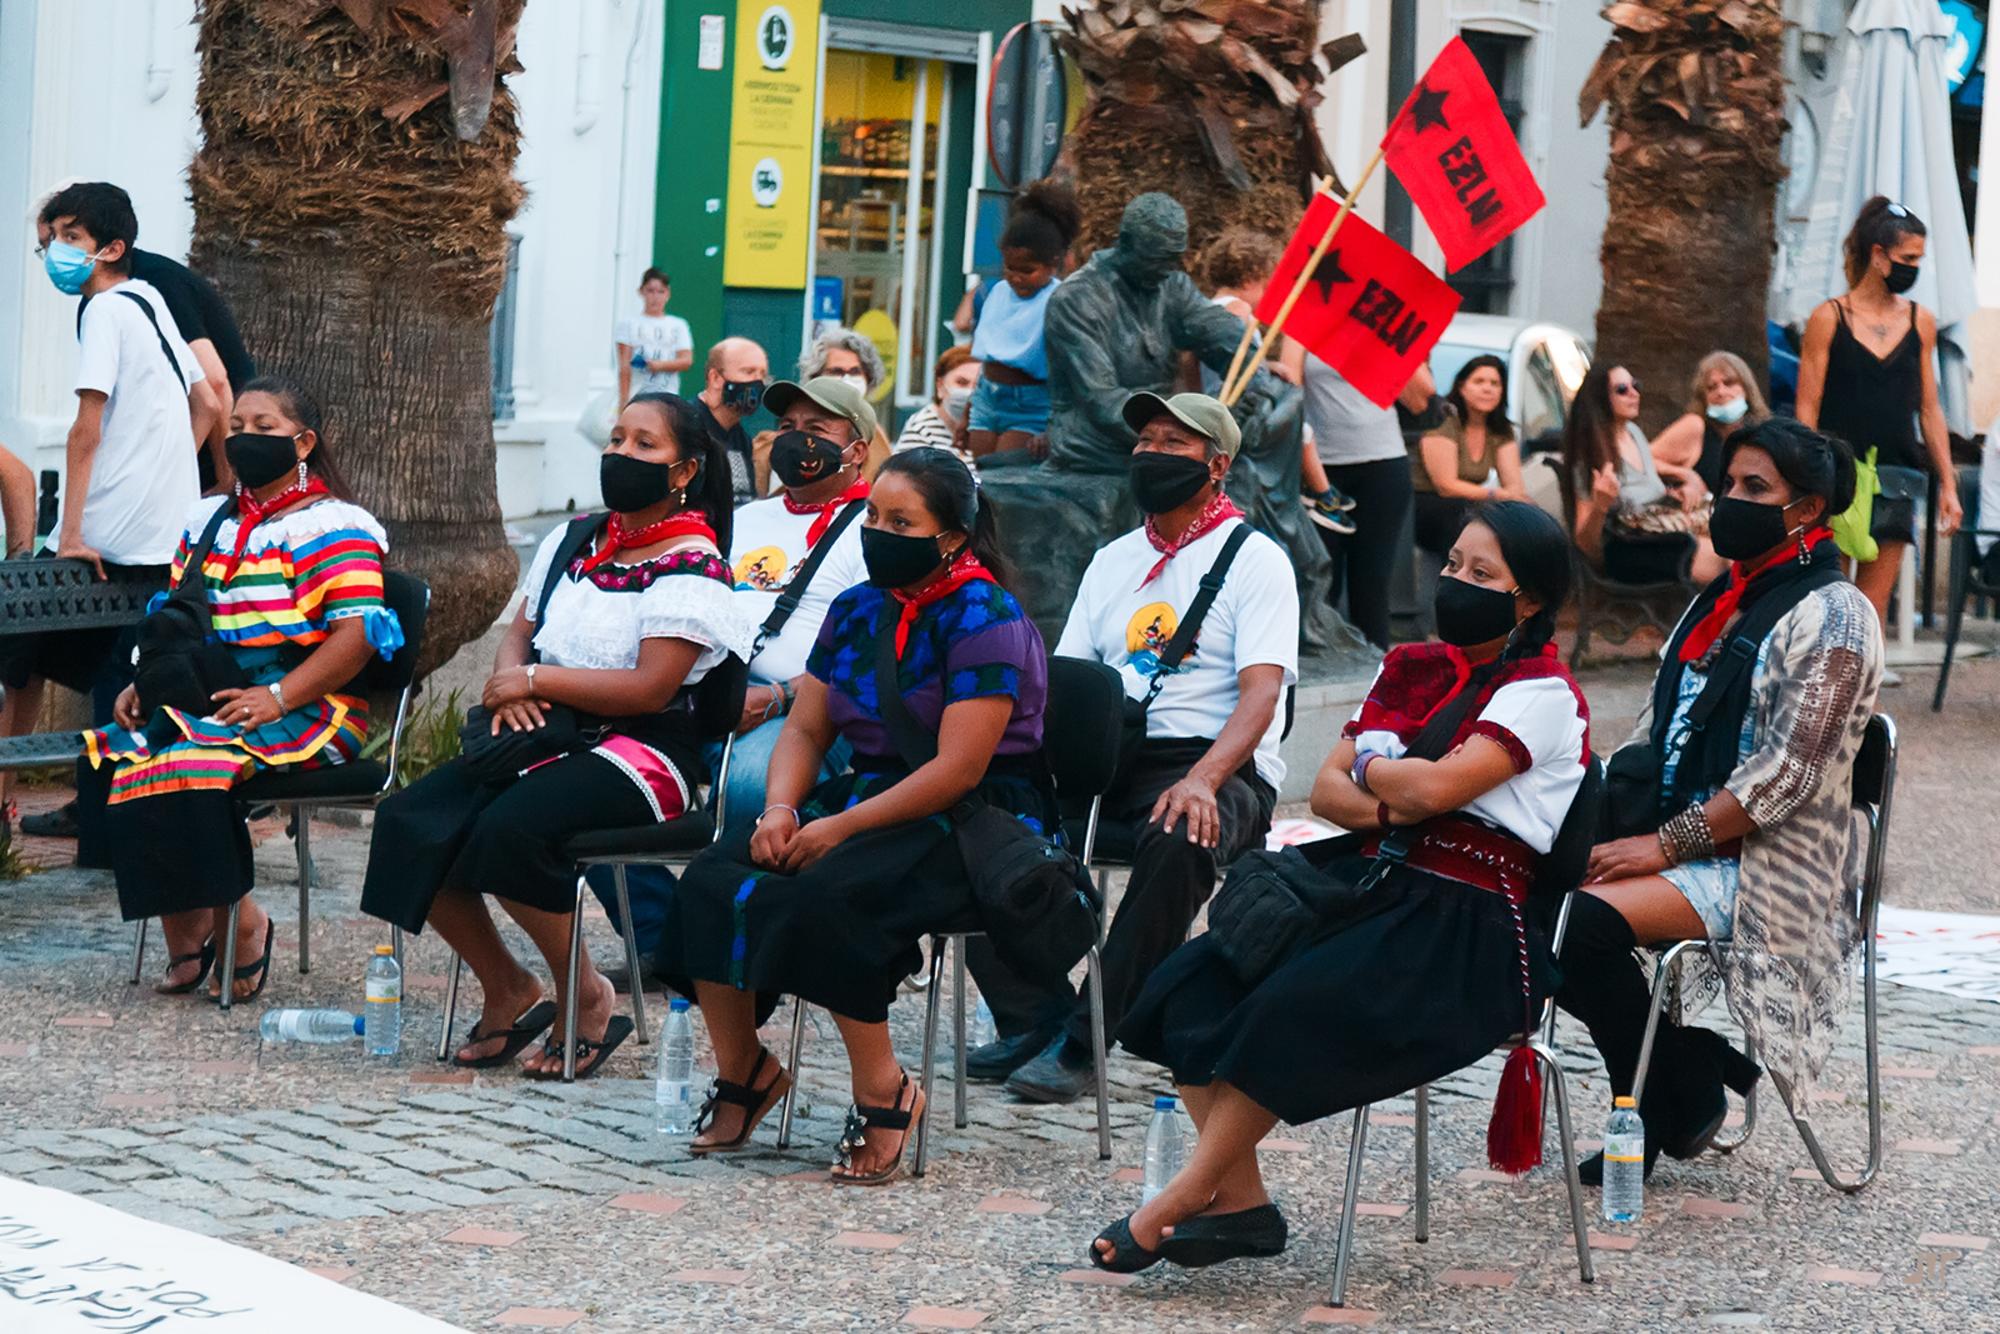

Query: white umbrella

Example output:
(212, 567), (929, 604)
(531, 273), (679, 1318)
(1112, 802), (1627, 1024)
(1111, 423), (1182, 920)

(1786, 0), (1977, 432)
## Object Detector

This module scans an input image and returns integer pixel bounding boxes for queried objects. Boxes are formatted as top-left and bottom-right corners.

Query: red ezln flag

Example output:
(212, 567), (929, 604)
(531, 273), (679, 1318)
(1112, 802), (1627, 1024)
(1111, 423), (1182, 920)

(1382, 36), (1546, 272)
(1254, 194), (1461, 408)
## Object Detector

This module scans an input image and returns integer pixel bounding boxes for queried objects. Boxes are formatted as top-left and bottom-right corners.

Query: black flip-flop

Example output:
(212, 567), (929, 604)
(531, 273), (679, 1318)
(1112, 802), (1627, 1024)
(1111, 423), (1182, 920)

(154, 939), (217, 996)
(525, 1015), (635, 1081)
(1156, 1203), (1289, 1269)
(451, 1000), (559, 1069)
(1089, 1215), (1166, 1274)
(213, 920), (274, 1005)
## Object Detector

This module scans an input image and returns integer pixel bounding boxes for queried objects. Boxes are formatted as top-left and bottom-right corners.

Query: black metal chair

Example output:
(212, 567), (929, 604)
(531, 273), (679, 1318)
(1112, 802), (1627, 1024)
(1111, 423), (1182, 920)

(435, 655), (748, 1081)
(130, 572), (431, 1009)
(1327, 755), (1605, 1307)
(1624, 712), (1896, 1194)
(1932, 468), (1997, 712)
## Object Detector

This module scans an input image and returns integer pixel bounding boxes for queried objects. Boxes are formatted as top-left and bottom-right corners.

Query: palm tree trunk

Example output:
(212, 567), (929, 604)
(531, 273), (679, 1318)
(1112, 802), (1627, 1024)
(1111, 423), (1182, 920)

(188, 0), (528, 673)
(1582, 0), (1788, 435)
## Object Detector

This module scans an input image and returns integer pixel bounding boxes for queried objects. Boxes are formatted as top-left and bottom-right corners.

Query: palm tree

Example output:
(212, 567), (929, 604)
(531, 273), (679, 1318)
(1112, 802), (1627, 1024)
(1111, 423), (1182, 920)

(1056, 0), (1363, 256)
(188, 0), (528, 671)
(1581, 0), (1789, 435)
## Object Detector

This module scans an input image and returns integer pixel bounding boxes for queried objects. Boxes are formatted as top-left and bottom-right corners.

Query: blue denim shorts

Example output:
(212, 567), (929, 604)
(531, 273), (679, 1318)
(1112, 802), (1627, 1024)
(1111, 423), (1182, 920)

(969, 375), (1051, 435)
(1663, 857), (1739, 942)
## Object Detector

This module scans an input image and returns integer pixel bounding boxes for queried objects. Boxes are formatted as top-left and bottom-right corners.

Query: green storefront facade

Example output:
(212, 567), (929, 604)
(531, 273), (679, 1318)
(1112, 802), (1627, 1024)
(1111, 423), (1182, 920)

(653, 1), (1032, 431)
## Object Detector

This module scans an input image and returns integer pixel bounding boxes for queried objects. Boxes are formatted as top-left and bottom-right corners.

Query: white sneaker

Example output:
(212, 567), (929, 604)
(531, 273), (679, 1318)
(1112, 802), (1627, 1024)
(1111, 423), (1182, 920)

(1881, 667), (1904, 688)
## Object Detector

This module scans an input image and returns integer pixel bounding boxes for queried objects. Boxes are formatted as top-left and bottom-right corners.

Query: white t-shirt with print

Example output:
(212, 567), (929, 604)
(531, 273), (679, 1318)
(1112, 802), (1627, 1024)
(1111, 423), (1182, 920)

(1347, 673), (1588, 855)
(728, 494), (871, 686)
(616, 312), (694, 396)
(1055, 517), (1300, 790)
(71, 278), (204, 564)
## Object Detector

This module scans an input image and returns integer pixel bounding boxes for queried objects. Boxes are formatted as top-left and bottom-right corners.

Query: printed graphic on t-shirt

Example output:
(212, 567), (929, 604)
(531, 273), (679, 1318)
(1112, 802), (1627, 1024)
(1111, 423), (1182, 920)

(734, 546), (790, 592)
(1126, 601), (1199, 677)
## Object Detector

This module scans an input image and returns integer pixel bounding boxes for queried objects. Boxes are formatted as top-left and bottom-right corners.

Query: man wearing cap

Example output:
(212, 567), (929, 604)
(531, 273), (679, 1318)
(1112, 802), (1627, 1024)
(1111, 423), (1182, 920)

(971, 390), (1300, 1102)
(593, 376), (871, 993)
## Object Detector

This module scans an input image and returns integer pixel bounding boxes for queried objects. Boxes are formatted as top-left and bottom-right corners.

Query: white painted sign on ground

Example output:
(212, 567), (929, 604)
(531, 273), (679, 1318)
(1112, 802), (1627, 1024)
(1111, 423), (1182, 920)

(0, 1176), (465, 1332)
(1875, 905), (2000, 1005)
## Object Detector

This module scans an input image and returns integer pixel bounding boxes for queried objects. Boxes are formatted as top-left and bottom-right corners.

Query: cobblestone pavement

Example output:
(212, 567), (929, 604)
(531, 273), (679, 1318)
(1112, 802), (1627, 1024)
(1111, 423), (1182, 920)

(1, 655), (1998, 1331)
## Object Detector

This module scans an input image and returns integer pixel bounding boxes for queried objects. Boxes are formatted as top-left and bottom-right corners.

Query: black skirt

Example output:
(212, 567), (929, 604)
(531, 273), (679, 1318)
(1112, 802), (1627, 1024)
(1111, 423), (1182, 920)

(661, 756), (1059, 1024)
(1118, 854), (1557, 1127)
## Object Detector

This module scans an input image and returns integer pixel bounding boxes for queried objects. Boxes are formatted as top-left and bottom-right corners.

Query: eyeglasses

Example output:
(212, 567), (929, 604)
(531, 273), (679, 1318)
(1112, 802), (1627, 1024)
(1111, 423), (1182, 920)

(1612, 380), (1641, 397)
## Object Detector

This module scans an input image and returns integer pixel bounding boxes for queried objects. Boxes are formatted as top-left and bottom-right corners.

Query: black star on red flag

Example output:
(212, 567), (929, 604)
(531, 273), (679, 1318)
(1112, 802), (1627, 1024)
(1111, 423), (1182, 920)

(1310, 250), (1354, 301)
(1409, 83), (1450, 133)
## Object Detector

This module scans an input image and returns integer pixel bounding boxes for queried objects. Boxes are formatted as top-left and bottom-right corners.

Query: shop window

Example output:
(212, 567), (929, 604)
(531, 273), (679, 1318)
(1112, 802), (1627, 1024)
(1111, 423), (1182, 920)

(1449, 29), (1529, 316)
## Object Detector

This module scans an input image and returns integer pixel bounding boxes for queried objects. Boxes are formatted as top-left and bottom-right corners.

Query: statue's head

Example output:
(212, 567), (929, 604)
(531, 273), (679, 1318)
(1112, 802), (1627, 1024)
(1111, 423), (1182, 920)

(1111, 193), (1188, 292)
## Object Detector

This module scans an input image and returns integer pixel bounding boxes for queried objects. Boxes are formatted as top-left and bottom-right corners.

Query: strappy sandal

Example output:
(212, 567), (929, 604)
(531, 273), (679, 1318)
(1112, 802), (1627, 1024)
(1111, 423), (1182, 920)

(212, 920), (273, 1005)
(523, 1015), (635, 1081)
(452, 1000), (558, 1069)
(831, 1071), (923, 1187)
(689, 1048), (793, 1155)
(1155, 1203), (1289, 1269)
(154, 939), (217, 996)
(1089, 1214), (1165, 1273)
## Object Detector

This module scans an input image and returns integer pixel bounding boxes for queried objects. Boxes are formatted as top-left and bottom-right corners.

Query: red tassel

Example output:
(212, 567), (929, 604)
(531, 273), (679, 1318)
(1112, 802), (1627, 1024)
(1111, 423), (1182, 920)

(1486, 1046), (1544, 1175)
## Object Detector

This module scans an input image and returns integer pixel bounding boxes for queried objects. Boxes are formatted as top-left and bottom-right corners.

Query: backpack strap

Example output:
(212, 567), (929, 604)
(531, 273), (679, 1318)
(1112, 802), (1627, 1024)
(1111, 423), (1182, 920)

(754, 499), (866, 657)
(1138, 523), (1253, 712)
(117, 290), (187, 395)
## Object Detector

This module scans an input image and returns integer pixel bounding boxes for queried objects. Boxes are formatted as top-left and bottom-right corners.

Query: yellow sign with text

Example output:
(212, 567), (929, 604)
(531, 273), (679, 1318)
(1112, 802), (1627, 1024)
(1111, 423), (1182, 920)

(724, 1), (820, 289)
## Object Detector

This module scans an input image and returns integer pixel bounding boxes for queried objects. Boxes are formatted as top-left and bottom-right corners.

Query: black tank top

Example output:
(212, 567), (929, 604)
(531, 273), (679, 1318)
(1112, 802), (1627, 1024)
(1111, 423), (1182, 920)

(1817, 300), (1923, 471)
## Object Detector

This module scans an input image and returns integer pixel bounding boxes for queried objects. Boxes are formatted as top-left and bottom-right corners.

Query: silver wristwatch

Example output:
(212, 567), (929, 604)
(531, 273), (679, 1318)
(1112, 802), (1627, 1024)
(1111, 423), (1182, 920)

(269, 680), (286, 712)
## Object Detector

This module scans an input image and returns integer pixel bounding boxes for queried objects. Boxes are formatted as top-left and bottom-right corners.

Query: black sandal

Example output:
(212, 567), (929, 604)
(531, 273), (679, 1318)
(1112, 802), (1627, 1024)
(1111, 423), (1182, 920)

(689, 1048), (793, 1155)
(1090, 1215), (1166, 1274)
(523, 1015), (635, 1081)
(212, 920), (273, 1005)
(1156, 1203), (1289, 1269)
(831, 1072), (923, 1186)
(451, 1000), (558, 1069)
(154, 939), (216, 996)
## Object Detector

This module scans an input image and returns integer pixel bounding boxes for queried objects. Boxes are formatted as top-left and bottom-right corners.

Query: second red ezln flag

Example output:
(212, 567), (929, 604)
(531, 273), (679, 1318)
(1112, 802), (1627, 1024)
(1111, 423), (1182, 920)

(1254, 194), (1461, 409)
(1382, 36), (1546, 272)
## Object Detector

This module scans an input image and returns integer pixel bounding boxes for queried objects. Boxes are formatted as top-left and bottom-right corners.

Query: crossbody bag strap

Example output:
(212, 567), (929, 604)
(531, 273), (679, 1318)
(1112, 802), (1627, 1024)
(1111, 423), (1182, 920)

(1138, 523), (1253, 711)
(874, 612), (940, 769)
(117, 290), (187, 394)
(755, 499), (866, 656)
(1682, 564), (1844, 733)
(528, 514), (611, 663)
(169, 499), (237, 599)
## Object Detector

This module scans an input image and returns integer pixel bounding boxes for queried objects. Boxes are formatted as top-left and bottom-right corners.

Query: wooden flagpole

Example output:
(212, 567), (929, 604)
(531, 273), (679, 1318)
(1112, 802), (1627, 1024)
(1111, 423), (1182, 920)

(1216, 176), (1337, 400)
(1221, 147), (1387, 407)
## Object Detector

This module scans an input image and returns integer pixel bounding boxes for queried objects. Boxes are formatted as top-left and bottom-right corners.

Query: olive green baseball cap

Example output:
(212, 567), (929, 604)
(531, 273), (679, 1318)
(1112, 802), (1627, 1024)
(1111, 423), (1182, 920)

(1121, 391), (1242, 459)
(763, 375), (879, 442)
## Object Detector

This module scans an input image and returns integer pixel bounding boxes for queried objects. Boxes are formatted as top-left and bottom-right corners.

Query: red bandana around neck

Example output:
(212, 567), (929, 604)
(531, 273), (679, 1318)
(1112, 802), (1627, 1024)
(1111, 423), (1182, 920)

(783, 478), (870, 548)
(577, 510), (718, 575)
(889, 550), (997, 656)
(1137, 493), (1243, 588)
(226, 476), (331, 572)
(1677, 526), (1836, 664)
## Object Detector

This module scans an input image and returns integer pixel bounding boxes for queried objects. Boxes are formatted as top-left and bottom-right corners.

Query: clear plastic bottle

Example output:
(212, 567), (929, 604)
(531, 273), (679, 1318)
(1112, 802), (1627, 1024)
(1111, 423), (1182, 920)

(1142, 1095), (1188, 1204)
(655, 998), (696, 1135)
(968, 996), (996, 1050)
(1602, 1094), (1645, 1223)
(364, 944), (402, 1057)
(260, 1009), (363, 1044)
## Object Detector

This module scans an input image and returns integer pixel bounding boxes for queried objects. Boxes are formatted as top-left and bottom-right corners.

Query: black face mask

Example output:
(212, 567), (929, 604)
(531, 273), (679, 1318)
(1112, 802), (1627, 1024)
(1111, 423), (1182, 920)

(600, 451), (681, 514)
(770, 430), (847, 489)
(226, 432), (301, 490)
(1709, 496), (1802, 562)
(721, 378), (765, 413)
(1128, 451), (1214, 514)
(1884, 261), (1920, 295)
(1434, 577), (1521, 648)
(861, 526), (951, 589)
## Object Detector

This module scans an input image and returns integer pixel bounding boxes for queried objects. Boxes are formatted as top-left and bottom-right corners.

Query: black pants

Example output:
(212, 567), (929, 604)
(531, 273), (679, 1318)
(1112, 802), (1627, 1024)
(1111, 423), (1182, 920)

(969, 739), (1275, 1050)
(1319, 457), (1414, 650)
(1412, 492), (1471, 557)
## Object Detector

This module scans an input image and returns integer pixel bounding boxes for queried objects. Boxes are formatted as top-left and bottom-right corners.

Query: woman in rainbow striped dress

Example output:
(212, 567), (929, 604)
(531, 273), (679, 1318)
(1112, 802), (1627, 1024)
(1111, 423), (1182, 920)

(86, 376), (402, 1001)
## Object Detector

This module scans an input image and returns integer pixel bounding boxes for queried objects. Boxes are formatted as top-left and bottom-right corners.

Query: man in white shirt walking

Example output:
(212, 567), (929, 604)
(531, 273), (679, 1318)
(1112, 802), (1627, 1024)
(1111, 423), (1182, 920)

(975, 391), (1300, 1101)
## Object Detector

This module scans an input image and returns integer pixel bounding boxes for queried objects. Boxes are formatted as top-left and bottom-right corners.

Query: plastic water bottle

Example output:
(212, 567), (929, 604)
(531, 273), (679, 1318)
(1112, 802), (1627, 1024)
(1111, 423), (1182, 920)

(259, 1009), (363, 1044)
(655, 998), (696, 1135)
(968, 996), (996, 1050)
(1142, 1096), (1188, 1204)
(1602, 1095), (1645, 1223)
(364, 945), (402, 1057)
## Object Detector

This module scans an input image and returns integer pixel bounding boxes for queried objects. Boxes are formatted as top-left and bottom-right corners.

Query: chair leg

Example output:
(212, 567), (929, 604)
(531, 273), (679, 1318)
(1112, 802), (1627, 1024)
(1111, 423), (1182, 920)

(1413, 1085), (1430, 1242)
(129, 918), (147, 986)
(1778, 916), (1885, 1193)
(951, 936), (969, 1130)
(561, 882), (585, 1082)
(1533, 1041), (1595, 1283)
(217, 899), (242, 1013)
(776, 997), (808, 1150)
(911, 940), (947, 1178)
(1629, 942), (1699, 1107)
(437, 952), (464, 1062)
(1713, 1031), (1758, 1154)
(295, 808), (313, 976)
(1086, 944), (1111, 1161)
(1328, 1105), (1371, 1308)
(612, 865), (651, 1045)
(390, 925), (404, 971)
(1933, 553), (1968, 712)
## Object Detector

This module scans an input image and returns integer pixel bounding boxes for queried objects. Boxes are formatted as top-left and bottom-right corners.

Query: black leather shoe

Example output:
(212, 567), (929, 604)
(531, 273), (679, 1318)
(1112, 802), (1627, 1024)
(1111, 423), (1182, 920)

(20, 800), (79, 838)
(965, 1023), (1062, 1082)
(1004, 1035), (1093, 1104)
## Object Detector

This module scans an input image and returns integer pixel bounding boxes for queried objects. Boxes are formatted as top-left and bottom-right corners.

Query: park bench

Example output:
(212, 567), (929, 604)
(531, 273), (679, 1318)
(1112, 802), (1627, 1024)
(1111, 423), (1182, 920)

(0, 556), (161, 771)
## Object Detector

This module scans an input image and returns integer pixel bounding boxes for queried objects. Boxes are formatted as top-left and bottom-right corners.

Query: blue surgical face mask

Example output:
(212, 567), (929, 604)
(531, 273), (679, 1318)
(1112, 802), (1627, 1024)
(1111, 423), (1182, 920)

(43, 240), (102, 296)
(1706, 395), (1750, 425)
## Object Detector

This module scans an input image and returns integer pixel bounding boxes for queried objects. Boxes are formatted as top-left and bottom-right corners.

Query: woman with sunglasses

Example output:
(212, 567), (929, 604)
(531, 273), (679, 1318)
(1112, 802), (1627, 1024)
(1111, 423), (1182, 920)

(1561, 362), (1727, 586)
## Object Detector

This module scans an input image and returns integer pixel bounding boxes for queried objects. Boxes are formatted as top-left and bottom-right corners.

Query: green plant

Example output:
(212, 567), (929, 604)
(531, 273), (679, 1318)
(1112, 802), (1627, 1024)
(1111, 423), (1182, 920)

(363, 685), (465, 789)
(0, 833), (35, 882)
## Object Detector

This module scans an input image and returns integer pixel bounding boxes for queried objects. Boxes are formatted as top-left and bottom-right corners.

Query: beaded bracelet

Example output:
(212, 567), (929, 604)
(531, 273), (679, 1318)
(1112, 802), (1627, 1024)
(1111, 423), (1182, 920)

(1658, 803), (1716, 867)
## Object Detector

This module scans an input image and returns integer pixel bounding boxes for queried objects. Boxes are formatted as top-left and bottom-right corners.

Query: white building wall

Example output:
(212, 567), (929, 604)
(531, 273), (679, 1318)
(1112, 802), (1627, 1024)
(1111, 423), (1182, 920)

(0, 0), (663, 521)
